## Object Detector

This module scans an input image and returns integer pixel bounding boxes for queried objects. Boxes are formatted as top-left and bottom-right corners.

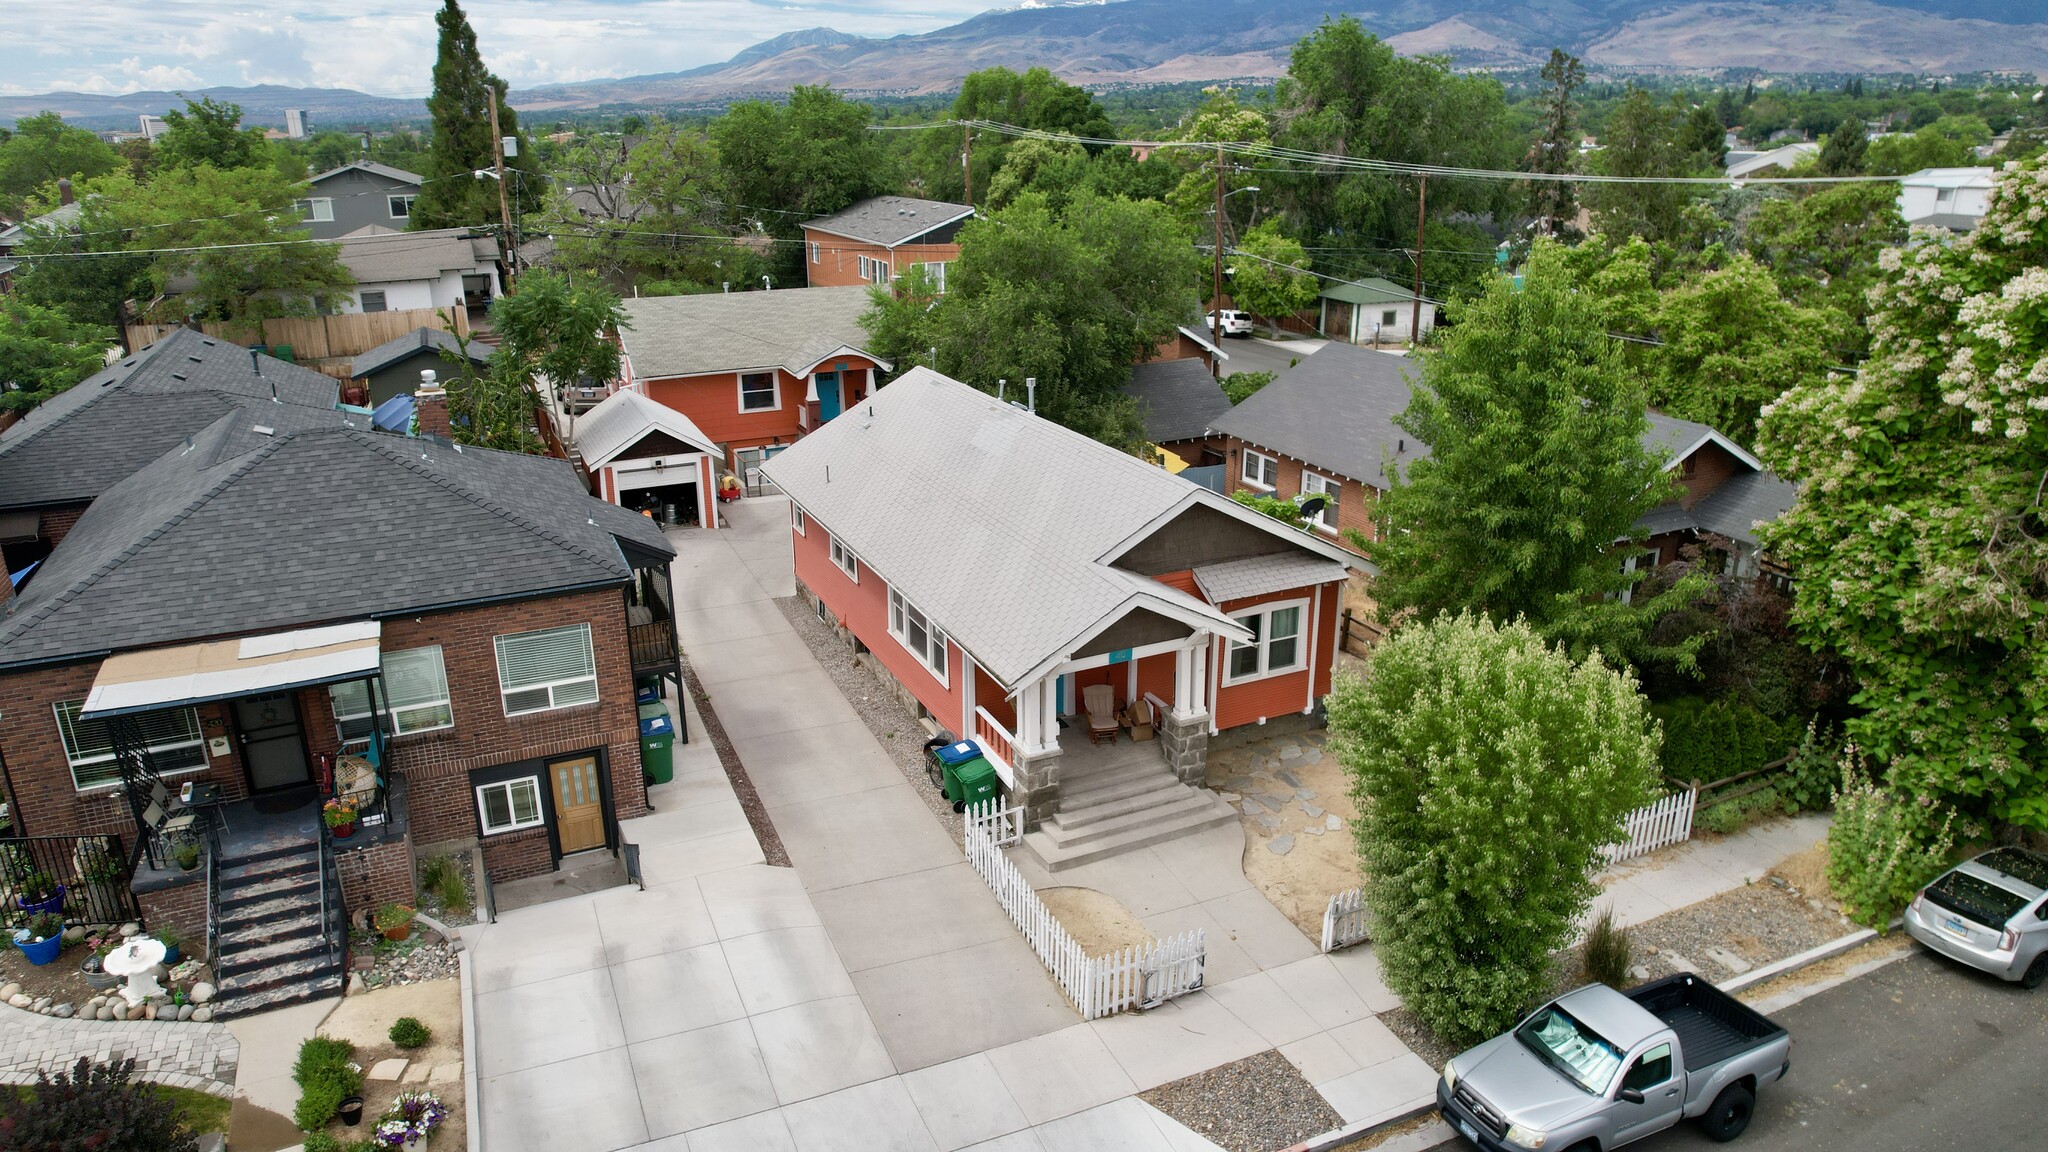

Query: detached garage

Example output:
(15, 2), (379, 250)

(576, 388), (725, 530)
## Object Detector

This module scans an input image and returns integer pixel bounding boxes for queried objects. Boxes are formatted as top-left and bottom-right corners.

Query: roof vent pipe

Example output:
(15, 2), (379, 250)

(1025, 378), (1036, 415)
(997, 378), (1006, 402)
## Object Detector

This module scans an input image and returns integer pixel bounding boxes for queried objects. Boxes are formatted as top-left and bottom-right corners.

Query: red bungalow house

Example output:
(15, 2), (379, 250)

(616, 286), (888, 491)
(763, 369), (1364, 869)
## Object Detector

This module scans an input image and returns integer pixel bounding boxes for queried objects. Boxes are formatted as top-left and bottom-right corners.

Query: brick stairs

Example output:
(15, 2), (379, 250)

(1021, 749), (1235, 871)
(210, 839), (346, 1018)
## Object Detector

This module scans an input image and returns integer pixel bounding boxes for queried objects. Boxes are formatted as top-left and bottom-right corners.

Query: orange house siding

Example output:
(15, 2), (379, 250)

(1211, 583), (1340, 731)
(802, 228), (962, 289)
(1221, 436), (1381, 558)
(638, 358), (881, 470)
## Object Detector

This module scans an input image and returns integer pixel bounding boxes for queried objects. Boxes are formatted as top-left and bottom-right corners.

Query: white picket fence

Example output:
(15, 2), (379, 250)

(1600, 785), (1700, 864)
(963, 799), (1205, 1020)
(1322, 888), (1371, 952)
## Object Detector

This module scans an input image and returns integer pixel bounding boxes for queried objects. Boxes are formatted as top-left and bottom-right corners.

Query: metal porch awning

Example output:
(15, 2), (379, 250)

(80, 621), (382, 719)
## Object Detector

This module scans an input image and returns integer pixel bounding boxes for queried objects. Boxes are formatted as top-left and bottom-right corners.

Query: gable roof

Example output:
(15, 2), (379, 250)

(761, 368), (1355, 689)
(1319, 277), (1422, 306)
(335, 227), (498, 285)
(309, 160), (424, 188)
(802, 196), (974, 248)
(0, 408), (671, 670)
(617, 286), (880, 380)
(575, 388), (722, 468)
(1123, 358), (1232, 445)
(350, 327), (492, 379)
(1900, 166), (1994, 189)
(1689, 469), (1797, 547)
(1210, 343), (1424, 489)
(1641, 412), (1764, 472)
(1726, 142), (1818, 179)
(0, 328), (339, 512)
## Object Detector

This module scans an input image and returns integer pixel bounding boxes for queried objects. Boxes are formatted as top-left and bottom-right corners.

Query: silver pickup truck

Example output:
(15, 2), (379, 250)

(1437, 974), (1791, 1150)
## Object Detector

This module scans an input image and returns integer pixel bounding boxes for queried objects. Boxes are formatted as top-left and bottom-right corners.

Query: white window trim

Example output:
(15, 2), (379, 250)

(476, 776), (546, 835)
(1222, 598), (1310, 686)
(1302, 471), (1340, 534)
(887, 586), (951, 686)
(330, 645), (454, 741)
(305, 197), (334, 223)
(792, 506), (807, 536)
(1240, 449), (1277, 491)
(54, 701), (207, 793)
(912, 260), (947, 292)
(810, 241), (821, 264)
(737, 371), (781, 413)
(494, 623), (599, 717)
(388, 194), (416, 219)
(829, 535), (859, 582)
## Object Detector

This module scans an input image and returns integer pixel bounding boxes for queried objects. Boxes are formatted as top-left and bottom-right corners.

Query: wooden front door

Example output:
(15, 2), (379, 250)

(549, 756), (607, 855)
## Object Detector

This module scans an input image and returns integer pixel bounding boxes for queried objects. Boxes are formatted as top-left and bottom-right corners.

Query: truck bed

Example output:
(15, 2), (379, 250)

(1629, 973), (1786, 1072)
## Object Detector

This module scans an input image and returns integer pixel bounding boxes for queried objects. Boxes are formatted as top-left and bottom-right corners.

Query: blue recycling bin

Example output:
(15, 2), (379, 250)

(638, 702), (675, 783)
(932, 741), (982, 769)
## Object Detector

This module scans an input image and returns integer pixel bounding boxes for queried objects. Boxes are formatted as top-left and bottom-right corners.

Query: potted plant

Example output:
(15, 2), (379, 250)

(15, 869), (64, 916)
(153, 927), (182, 965)
(373, 903), (415, 942)
(13, 912), (65, 966)
(173, 840), (202, 873)
(324, 797), (360, 840)
(80, 935), (122, 990)
(337, 1094), (366, 1126)
(374, 1090), (448, 1151)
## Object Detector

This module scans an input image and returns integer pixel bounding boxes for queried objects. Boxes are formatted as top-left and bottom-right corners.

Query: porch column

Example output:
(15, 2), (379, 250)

(1008, 675), (1065, 829)
(1160, 640), (1213, 786)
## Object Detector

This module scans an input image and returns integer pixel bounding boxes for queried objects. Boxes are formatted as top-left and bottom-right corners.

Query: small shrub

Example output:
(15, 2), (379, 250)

(372, 903), (415, 934)
(302, 1134), (345, 1152)
(1582, 908), (1633, 990)
(1697, 785), (1781, 834)
(418, 854), (456, 891)
(1827, 756), (1957, 928)
(389, 1016), (432, 1049)
(1777, 717), (1839, 813)
(291, 1036), (361, 1132)
(1221, 370), (1274, 404)
(0, 1057), (198, 1152)
(419, 855), (470, 915)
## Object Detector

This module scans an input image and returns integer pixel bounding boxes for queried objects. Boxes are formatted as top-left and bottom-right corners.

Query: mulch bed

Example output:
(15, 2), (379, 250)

(678, 654), (792, 867)
(1140, 1049), (1344, 1152)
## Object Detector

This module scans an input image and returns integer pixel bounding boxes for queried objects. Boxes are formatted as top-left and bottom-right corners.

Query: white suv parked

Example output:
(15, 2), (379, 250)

(1206, 310), (1254, 337)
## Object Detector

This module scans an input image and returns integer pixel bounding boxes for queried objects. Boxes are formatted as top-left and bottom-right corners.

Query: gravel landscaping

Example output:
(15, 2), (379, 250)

(1139, 1048), (1343, 1152)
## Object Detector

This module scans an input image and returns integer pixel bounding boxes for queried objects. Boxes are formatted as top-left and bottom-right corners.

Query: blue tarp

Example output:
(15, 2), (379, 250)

(371, 393), (415, 433)
(8, 560), (39, 588)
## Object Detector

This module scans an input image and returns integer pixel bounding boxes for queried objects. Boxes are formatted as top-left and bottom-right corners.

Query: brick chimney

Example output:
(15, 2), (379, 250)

(413, 369), (452, 441)
(57, 177), (74, 206)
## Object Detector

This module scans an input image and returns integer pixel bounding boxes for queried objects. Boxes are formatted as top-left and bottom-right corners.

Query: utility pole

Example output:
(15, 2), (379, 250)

(1211, 144), (1226, 353)
(963, 123), (974, 205)
(1410, 175), (1427, 347)
(489, 94), (516, 290)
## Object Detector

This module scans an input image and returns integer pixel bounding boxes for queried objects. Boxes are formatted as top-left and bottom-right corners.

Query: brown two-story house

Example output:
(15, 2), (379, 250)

(800, 196), (973, 290)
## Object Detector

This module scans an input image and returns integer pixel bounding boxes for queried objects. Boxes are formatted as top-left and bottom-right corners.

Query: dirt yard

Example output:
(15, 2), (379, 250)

(1038, 886), (1155, 956)
(312, 979), (466, 1150)
(1205, 729), (1364, 940)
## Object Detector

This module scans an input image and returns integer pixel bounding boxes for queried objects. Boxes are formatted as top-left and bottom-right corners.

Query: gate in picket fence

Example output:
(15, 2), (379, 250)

(1322, 888), (1371, 952)
(963, 799), (1205, 1020)
(1600, 785), (1699, 864)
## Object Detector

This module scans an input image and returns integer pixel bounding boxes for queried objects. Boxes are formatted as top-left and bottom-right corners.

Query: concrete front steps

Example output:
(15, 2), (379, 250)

(1021, 752), (1235, 870)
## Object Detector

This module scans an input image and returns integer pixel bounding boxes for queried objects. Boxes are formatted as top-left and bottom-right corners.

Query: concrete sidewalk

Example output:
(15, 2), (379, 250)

(1594, 812), (1830, 930)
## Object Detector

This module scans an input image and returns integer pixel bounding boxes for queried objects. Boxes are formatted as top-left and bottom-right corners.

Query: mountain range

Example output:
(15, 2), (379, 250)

(5, 0), (2045, 129)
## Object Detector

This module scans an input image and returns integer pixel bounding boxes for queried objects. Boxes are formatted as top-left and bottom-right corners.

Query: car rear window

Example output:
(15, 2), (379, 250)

(1925, 869), (2031, 927)
(1978, 847), (2048, 890)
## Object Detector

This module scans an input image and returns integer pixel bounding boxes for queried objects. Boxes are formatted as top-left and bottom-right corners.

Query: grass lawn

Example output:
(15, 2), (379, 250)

(11, 1082), (231, 1137)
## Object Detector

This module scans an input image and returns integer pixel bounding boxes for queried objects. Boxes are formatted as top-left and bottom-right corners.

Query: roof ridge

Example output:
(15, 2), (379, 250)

(0, 336), (186, 459)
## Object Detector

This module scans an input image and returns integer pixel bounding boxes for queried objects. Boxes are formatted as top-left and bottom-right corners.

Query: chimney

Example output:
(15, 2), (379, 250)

(0, 562), (13, 610)
(414, 369), (452, 441)
(57, 178), (74, 206)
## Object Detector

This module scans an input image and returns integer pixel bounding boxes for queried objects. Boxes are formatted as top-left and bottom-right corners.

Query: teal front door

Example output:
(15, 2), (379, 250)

(815, 373), (841, 421)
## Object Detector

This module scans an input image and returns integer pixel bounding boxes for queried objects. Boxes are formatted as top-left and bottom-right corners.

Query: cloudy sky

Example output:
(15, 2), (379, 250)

(1, 0), (1032, 97)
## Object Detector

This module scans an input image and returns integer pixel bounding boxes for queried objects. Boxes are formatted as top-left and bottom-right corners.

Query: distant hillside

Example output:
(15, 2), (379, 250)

(0, 84), (424, 131)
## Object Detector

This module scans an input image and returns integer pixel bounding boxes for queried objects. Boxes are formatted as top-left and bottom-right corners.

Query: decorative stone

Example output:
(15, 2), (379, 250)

(1303, 826), (1325, 836)
(0, 983), (19, 1001)
(347, 972), (368, 996)
(367, 1058), (410, 1082)
(191, 1006), (212, 1023)
(1704, 946), (1753, 975)
(7, 994), (31, 1009)
(63, 926), (88, 943)
(126, 1004), (147, 1021)
(178, 1005), (195, 1021)
(87, 996), (105, 1011)
(188, 982), (215, 1005)
(53, 1004), (74, 1019)
(1278, 746), (1303, 761)
(1254, 812), (1282, 832)
(32, 997), (51, 1012)
(1326, 815), (1343, 831)
(429, 1064), (462, 1085)
(1295, 788), (1317, 801)
(1301, 748), (1323, 764)
(119, 922), (141, 937)
(1262, 792), (1293, 810)
(1644, 945), (1660, 956)
(1268, 834), (1295, 855)
(1300, 801), (1324, 819)
(145, 1004), (159, 1020)
(401, 1063), (432, 1084)
(1217, 791), (1240, 803)
(1630, 965), (1651, 982)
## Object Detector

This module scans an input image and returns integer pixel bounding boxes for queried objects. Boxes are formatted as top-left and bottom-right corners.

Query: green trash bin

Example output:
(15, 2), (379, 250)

(638, 701), (675, 784)
(942, 755), (1001, 811)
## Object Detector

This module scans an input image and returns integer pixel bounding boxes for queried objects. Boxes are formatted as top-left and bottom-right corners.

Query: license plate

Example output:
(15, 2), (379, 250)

(1944, 917), (1970, 938)
(1457, 1119), (1479, 1143)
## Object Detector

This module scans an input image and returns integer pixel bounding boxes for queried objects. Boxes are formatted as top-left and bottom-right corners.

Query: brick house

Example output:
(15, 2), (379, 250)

(1634, 414), (1798, 585)
(0, 388), (676, 1015)
(763, 369), (1363, 869)
(615, 286), (889, 490)
(800, 196), (972, 290)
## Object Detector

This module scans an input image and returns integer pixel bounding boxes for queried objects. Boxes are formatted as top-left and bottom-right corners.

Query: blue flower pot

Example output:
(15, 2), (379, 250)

(15, 932), (63, 967)
(18, 887), (65, 916)
(162, 943), (180, 965)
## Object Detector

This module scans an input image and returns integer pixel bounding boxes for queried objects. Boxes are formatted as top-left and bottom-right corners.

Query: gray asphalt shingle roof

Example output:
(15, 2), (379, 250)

(618, 287), (878, 380)
(0, 328), (339, 512)
(309, 161), (424, 187)
(1689, 469), (1797, 546)
(336, 227), (498, 284)
(574, 388), (721, 467)
(350, 327), (492, 379)
(1209, 343), (1425, 489)
(1193, 553), (1351, 603)
(0, 410), (671, 670)
(1319, 277), (1420, 305)
(803, 196), (973, 247)
(1123, 359), (1233, 446)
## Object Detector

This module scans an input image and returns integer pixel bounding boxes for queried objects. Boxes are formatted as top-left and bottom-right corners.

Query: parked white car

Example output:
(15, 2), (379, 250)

(1206, 310), (1254, 337)
(1905, 846), (2048, 988)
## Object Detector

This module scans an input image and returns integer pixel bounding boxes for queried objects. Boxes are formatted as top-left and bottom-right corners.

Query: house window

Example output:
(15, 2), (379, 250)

(810, 241), (821, 264)
(857, 255), (871, 280)
(739, 371), (778, 412)
(303, 198), (334, 223)
(1679, 454), (1698, 479)
(829, 535), (858, 581)
(388, 194), (416, 219)
(1302, 472), (1339, 533)
(792, 506), (807, 536)
(360, 290), (388, 313)
(329, 646), (454, 741)
(888, 587), (949, 682)
(495, 623), (598, 715)
(912, 261), (947, 292)
(1381, 310), (1398, 326)
(1223, 601), (1306, 684)
(860, 255), (890, 286)
(476, 776), (544, 835)
(1240, 449), (1278, 490)
(54, 701), (206, 792)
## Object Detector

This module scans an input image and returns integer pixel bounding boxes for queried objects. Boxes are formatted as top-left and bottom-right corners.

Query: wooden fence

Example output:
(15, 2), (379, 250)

(126, 307), (470, 364)
(1600, 785), (1700, 864)
(1322, 888), (1371, 953)
(1337, 609), (1386, 657)
(964, 799), (1205, 1019)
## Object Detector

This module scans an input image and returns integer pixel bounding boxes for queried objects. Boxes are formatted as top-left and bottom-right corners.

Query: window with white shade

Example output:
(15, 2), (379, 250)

(1223, 601), (1306, 684)
(54, 701), (205, 792)
(303, 198), (334, 222)
(329, 646), (454, 741)
(476, 776), (544, 834)
(888, 587), (949, 683)
(495, 624), (598, 715)
(1241, 449), (1278, 490)
(1302, 472), (1339, 533)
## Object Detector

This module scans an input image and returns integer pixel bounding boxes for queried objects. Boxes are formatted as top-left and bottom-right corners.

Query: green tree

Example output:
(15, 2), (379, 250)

(1647, 254), (1829, 444)
(487, 268), (628, 401)
(1589, 86), (1702, 243)
(1227, 220), (1319, 323)
(0, 1057), (200, 1152)
(1864, 126), (1975, 175)
(1744, 182), (1903, 359)
(982, 134), (1090, 212)
(1815, 116), (1868, 176)
(1221, 370), (1273, 404)
(1329, 614), (1660, 1044)
(913, 66), (1116, 203)
(1526, 49), (1586, 237)
(1756, 160), (2048, 834)
(0, 297), (112, 413)
(711, 86), (892, 283)
(1368, 241), (1673, 629)
(0, 111), (118, 214)
(414, 0), (542, 230)
(9, 188), (152, 330)
(154, 97), (267, 171)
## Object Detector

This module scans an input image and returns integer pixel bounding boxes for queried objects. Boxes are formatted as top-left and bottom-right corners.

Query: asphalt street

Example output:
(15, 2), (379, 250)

(1418, 949), (2048, 1152)
(1217, 334), (1322, 378)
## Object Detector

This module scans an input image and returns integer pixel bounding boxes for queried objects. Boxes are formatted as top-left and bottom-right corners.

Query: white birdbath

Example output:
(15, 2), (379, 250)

(102, 937), (168, 1008)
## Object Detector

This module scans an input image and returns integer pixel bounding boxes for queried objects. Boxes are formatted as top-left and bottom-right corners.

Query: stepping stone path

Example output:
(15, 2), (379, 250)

(1326, 814), (1343, 831)
(429, 1064), (462, 1085)
(367, 1058), (411, 1081)
(1268, 835), (1295, 855)
(1299, 801), (1324, 819)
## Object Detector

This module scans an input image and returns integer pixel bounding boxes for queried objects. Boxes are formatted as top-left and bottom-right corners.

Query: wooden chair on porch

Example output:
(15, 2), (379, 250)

(1084, 684), (1120, 745)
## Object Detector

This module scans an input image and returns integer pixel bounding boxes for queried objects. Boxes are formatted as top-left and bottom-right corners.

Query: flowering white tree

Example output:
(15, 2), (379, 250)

(1757, 160), (2048, 836)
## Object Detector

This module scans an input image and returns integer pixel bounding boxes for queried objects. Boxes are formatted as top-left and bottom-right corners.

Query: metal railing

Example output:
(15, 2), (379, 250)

(0, 833), (141, 930)
(317, 823), (342, 968)
(628, 618), (678, 670)
(204, 837), (220, 966)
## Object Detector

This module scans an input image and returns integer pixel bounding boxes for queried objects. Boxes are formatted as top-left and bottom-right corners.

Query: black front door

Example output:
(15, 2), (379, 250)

(234, 692), (311, 791)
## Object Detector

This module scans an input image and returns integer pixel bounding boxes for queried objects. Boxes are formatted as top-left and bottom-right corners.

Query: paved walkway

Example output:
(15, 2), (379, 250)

(1594, 812), (1830, 930)
(0, 1000), (239, 1096)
